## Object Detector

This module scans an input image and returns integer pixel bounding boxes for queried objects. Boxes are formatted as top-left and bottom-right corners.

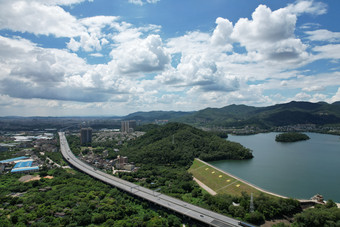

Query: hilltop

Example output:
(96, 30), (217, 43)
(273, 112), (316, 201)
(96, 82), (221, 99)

(120, 122), (253, 166)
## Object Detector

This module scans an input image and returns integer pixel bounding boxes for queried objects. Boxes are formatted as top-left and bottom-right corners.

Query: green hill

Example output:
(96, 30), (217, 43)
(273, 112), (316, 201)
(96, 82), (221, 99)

(121, 122), (253, 166)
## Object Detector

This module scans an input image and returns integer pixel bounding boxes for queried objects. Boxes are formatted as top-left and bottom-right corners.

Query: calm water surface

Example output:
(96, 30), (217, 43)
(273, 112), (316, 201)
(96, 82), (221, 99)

(209, 132), (340, 202)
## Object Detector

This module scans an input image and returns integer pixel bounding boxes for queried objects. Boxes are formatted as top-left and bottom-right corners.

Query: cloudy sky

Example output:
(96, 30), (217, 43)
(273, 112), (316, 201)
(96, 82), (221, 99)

(1, 0), (340, 116)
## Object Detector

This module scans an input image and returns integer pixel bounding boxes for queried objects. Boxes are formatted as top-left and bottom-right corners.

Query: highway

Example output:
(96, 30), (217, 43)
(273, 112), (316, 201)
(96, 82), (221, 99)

(59, 132), (241, 227)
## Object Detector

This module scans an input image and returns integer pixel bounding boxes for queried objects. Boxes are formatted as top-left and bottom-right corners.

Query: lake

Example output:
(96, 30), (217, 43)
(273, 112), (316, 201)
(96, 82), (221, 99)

(209, 132), (340, 202)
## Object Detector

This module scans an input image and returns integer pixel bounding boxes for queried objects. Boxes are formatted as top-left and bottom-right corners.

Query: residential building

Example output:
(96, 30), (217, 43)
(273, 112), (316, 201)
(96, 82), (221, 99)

(121, 120), (137, 133)
(80, 128), (92, 145)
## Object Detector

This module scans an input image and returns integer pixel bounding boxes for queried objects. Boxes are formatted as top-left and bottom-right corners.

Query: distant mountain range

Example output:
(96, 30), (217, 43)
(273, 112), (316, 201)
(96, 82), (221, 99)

(123, 101), (340, 128)
(2, 101), (340, 130)
(123, 111), (192, 122)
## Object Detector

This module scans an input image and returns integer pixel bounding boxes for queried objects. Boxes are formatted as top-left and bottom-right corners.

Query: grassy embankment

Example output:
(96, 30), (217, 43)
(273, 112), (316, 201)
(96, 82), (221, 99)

(189, 159), (275, 198)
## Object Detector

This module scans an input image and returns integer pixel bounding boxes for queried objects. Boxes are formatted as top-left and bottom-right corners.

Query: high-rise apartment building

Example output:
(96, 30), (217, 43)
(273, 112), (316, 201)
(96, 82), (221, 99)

(121, 120), (137, 133)
(80, 128), (92, 145)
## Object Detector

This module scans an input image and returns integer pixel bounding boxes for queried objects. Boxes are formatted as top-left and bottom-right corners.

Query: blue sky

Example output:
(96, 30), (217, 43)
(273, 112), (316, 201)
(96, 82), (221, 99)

(0, 0), (340, 116)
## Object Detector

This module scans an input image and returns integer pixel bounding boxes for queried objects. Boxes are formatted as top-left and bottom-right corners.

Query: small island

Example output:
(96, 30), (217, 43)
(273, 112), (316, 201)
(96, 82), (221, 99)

(275, 132), (310, 142)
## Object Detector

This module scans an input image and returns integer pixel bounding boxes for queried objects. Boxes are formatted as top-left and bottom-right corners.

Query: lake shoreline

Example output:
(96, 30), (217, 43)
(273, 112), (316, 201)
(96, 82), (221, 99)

(203, 158), (340, 207)
(199, 158), (289, 199)
(215, 132), (340, 203)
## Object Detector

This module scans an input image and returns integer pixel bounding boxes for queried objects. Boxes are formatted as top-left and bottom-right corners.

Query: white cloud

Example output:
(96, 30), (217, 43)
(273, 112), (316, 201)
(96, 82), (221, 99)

(110, 34), (170, 74)
(67, 38), (81, 52)
(231, 4), (309, 63)
(35, 0), (92, 6)
(0, 0), (84, 37)
(128, 0), (143, 5)
(258, 72), (340, 94)
(90, 53), (104, 57)
(302, 85), (325, 92)
(167, 31), (212, 55)
(147, 0), (160, 3)
(66, 16), (118, 52)
(0, 36), (112, 102)
(293, 92), (328, 103)
(294, 92), (312, 101)
(328, 88), (340, 103)
(306, 29), (340, 42)
(313, 44), (340, 60)
(128, 0), (160, 5)
(0, 1), (118, 53)
(286, 0), (327, 16)
(0, 0), (338, 116)
(211, 17), (233, 47)
(300, 22), (321, 30)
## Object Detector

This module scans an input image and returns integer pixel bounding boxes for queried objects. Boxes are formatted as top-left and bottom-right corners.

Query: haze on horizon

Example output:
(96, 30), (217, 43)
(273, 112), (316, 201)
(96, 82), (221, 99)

(0, 0), (340, 117)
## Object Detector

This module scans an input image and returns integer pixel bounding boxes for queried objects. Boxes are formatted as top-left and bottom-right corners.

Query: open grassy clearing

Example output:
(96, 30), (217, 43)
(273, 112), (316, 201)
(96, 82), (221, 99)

(189, 159), (273, 197)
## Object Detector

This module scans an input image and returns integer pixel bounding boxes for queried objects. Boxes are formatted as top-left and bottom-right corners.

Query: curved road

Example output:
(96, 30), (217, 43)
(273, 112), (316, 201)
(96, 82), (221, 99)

(59, 132), (241, 227)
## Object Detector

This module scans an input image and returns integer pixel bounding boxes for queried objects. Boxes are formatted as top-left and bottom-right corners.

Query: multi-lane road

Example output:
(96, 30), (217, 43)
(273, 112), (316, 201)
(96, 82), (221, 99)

(59, 132), (241, 227)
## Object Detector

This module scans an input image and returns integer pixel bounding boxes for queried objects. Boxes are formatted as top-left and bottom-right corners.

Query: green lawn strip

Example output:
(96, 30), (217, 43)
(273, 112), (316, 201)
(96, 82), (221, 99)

(189, 159), (269, 197)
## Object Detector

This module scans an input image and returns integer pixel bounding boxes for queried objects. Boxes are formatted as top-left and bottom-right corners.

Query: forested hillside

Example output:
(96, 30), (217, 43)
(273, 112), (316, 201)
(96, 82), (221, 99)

(0, 169), (182, 226)
(121, 122), (253, 166)
(176, 101), (340, 128)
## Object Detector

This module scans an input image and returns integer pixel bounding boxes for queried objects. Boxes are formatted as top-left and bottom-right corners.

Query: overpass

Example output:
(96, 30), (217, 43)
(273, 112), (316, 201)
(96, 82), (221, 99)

(58, 132), (242, 227)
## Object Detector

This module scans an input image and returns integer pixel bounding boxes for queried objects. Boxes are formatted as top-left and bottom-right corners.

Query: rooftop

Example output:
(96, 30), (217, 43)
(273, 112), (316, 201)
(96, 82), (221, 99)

(0, 156), (29, 163)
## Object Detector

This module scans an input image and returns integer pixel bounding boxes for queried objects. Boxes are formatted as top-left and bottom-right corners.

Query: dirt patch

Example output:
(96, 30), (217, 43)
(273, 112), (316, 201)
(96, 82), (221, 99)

(18, 175), (54, 182)
(19, 175), (40, 182)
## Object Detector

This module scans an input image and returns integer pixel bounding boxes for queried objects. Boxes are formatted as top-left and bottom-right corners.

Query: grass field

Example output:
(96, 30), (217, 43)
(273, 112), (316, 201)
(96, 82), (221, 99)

(189, 159), (272, 197)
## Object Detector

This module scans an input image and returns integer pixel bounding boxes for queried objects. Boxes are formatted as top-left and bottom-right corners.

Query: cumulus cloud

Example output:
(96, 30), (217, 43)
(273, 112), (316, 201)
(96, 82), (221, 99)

(211, 17), (233, 47)
(66, 16), (118, 52)
(156, 53), (240, 94)
(0, 36), (112, 102)
(231, 4), (309, 63)
(110, 34), (170, 74)
(0, 0), (338, 116)
(0, 1), (118, 52)
(0, 0), (84, 37)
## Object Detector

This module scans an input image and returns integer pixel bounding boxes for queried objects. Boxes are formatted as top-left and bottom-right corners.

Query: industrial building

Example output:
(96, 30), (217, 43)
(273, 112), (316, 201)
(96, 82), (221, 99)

(0, 156), (39, 174)
(0, 156), (29, 164)
(80, 128), (92, 145)
(11, 160), (39, 173)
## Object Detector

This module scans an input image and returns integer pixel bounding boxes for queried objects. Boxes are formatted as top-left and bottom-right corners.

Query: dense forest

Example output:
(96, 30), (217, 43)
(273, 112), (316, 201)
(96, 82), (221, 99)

(121, 122), (253, 167)
(0, 168), (183, 226)
(275, 132), (310, 142)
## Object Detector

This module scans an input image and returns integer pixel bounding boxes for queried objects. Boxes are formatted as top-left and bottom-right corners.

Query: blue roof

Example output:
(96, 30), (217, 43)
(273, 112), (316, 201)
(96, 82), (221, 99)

(13, 161), (33, 169)
(11, 166), (39, 173)
(0, 156), (29, 163)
